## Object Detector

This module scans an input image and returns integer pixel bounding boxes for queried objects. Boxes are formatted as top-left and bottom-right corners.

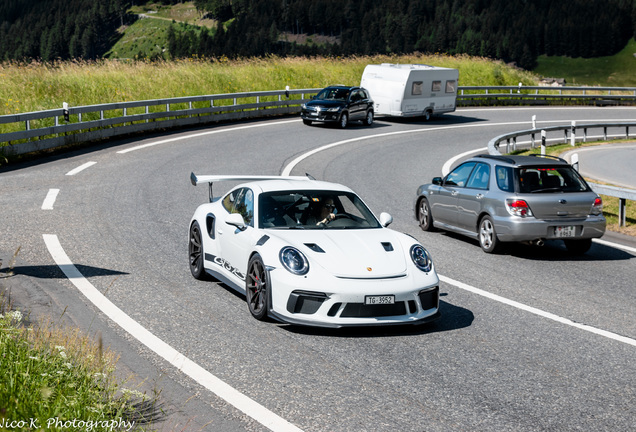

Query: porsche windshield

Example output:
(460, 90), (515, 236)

(259, 190), (381, 229)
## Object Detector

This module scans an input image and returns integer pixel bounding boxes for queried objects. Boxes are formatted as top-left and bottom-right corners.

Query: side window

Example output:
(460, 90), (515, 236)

(222, 189), (239, 212)
(444, 162), (476, 187)
(223, 188), (254, 227)
(412, 81), (423, 95)
(431, 81), (442, 92)
(445, 80), (456, 93)
(466, 163), (490, 190)
(496, 166), (514, 192)
(233, 188), (254, 227)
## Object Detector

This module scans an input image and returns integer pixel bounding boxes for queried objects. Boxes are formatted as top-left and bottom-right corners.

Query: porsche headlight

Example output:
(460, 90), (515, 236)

(280, 247), (309, 275)
(410, 245), (433, 273)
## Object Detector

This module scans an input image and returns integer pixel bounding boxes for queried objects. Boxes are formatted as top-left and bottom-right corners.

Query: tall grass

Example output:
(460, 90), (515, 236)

(0, 258), (159, 430)
(0, 54), (538, 116)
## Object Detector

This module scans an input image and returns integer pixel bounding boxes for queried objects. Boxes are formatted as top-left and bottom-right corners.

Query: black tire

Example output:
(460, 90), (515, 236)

(246, 254), (269, 321)
(564, 238), (593, 255)
(417, 198), (434, 231)
(364, 110), (374, 126)
(302, 119), (312, 126)
(189, 221), (207, 280)
(424, 110), (432, 121)
(478, 215), (500, 253)
(338, 112), (349, 129)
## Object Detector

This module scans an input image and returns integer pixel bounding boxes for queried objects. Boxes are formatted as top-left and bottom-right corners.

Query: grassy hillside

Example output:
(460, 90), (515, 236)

(534, 39), (636, 87)
(0, 54), (538, 117)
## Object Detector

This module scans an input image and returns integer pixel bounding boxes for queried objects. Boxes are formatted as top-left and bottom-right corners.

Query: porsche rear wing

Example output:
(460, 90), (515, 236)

(190, 172), (314, 202)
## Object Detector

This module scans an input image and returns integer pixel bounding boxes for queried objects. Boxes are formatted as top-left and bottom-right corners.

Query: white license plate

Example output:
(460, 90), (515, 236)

(365, 295), (395, 305)
(554, 226), (576, 238)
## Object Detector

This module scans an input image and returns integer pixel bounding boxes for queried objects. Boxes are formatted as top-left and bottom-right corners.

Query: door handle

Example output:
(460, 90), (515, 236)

(475, 194), (484, 199)
(451, 190), (459, 196)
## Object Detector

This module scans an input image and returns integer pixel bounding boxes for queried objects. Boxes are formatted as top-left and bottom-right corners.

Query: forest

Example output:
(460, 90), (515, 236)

(1, 0), (636, 70)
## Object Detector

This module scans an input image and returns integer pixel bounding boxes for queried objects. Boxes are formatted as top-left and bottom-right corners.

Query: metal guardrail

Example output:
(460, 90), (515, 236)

(487, 122), (636, 227)
(0, 88), (321, 157)
(458, 85), (636, 106)
(3, 85), (636, 158)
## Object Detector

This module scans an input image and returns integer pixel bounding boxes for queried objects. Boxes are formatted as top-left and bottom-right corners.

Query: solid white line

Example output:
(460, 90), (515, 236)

(441, 147), (488, 176)
(117, 119), (299, 154)
(66, 161), (97, 176)
(439, 274), (636, 348)
(593, 238), (636, 254)
(281, 121), (532, 176)
(43, 234), (304, 432)
(42, 189), (60, 210)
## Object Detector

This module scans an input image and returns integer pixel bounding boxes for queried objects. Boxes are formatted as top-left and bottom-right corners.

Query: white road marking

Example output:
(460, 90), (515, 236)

(42, 189), (60, 210)
(594, 238), (636, 254)
(439, 274), (636, 348)
(66, 161), (96, 176)
(43, 234), (304, 432)
(117, 119), (299, 154)
(282, 121), (532, 176)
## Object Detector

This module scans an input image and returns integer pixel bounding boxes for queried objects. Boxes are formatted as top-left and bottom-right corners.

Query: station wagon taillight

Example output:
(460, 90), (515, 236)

(506, 199), (533, 217)
(591, 196), (603, 215)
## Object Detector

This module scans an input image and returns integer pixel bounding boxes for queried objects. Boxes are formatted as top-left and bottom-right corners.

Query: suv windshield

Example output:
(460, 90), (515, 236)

(516, 166), (589, 193)
(315, 88), (350, 101)
(259, 190), (381, 229)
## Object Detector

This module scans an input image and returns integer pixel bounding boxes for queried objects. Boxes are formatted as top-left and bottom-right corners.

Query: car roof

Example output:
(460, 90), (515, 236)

(473, 154), (570, 167)
(239, 178), (354, 194)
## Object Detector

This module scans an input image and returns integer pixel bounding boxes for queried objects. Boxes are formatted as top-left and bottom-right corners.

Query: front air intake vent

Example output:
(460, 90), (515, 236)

(381, 242), (394, 251)
(304, 243), (325, 253)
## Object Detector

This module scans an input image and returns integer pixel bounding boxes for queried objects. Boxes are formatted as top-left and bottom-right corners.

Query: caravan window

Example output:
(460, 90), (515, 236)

(412, 81), (423, 95)
(431, 81), (442, 92)
(445, 80), (457, 93)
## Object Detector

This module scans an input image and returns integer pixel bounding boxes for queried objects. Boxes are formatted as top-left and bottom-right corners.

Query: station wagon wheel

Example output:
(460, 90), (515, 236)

(189, 222), (207, 280)
(246, 254), (269, 320)
(339, 112), (349, 129)
(417, 198), (434, 231)
(364, 110), (374, 126)
(479, 215), (500, 253)
(564, 238), (592, 255)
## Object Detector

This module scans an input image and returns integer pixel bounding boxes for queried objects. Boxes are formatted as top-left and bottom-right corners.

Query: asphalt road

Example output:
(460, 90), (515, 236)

(1, 106), (636, 432)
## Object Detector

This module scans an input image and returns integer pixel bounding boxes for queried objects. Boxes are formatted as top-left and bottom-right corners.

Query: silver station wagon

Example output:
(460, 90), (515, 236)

(414, 154), (606, 254)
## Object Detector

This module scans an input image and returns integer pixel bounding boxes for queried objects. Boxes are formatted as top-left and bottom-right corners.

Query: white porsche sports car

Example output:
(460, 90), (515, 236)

(188, 173), (440, 328)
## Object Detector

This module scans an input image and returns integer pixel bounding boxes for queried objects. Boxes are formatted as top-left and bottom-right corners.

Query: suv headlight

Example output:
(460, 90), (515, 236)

(280, 247), (309, 275)
(327, 107), (341, 112)
(410, 245), (433, 273)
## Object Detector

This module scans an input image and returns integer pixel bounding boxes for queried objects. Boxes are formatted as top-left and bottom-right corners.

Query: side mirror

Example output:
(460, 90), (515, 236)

(379, 212), (393, 227)
(432, 177), (443, 186)
(226, 213), (247, 230)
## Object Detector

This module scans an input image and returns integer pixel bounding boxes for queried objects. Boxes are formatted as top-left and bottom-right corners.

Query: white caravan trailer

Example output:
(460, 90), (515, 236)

(360, 64), (459, 119)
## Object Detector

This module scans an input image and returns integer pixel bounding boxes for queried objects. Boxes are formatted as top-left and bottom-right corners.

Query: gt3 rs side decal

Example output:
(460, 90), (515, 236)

(205, 253), (246, 280)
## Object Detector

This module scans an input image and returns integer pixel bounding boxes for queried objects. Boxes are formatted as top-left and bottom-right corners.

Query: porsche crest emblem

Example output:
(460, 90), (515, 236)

(367, 267), (372, 272)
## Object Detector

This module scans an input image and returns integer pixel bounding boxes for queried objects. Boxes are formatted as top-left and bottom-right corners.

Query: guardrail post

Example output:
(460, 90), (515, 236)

(627, 126), (630, 138)
(619, 198), (627, 227)
(541, 130), (546, 155)
(604, 127), (607, 140)
(564, 129), (568, 144)
(571, 121), (576, 146)
(583, 127), (588, 142)
(531, 133), (535, 148)
(512, 136), (517, 151)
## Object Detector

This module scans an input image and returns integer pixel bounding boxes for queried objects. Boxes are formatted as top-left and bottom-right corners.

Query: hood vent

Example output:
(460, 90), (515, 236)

(381, 242), (394, 252)
(304, 243), (325, 253)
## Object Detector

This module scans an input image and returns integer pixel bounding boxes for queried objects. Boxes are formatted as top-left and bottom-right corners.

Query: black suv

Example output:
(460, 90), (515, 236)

(301, 85), (374, 128)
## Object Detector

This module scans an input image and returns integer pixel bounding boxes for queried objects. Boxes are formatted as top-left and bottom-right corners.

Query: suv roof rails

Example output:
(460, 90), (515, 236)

(529, 154), (567, 163)
(474, 154), (516, 164)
